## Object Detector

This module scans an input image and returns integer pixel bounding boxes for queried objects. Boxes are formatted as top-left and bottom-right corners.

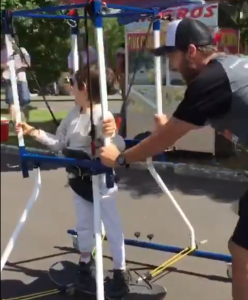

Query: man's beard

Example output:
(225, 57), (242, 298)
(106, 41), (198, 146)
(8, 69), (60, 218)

(180, 58), (200, 85)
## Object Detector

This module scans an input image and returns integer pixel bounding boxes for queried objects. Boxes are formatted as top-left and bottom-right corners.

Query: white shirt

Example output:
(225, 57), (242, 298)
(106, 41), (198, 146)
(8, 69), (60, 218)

(35, 105), (125, 194)
(68, 46), (97, 69)
(1, 47), (30, 82)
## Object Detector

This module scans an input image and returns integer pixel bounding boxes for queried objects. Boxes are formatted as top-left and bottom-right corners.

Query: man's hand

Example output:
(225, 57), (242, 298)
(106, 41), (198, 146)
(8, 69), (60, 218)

(100, 144), (120, 168)
(102, 118), (116, 137)
(154, 114), (168, 131)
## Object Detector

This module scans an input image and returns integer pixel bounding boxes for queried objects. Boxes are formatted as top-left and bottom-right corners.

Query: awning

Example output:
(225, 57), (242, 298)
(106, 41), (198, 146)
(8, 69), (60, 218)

(64, 0), (206, 24)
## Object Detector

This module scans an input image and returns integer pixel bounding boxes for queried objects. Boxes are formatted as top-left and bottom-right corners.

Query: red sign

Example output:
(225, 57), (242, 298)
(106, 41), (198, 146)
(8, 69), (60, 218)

(160, 4), (218, 27)
(127, 32), (166, 51)
(218, 29), (240, 54)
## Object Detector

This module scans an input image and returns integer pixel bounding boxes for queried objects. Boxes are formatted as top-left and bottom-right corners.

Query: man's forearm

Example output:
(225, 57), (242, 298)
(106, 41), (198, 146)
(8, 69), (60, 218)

(122, 117), (196, 164)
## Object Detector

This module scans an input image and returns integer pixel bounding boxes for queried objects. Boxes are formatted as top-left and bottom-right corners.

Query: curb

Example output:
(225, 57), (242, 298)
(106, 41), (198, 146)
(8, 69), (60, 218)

(1, 144), (248, 182)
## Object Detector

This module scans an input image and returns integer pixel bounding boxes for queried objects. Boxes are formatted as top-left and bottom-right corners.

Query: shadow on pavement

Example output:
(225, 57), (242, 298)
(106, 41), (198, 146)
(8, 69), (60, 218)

(1, 154), (246, 206)
(1, 252), (230, 300)
(1, 266), (62, 300)
(116, 168), (247, 204)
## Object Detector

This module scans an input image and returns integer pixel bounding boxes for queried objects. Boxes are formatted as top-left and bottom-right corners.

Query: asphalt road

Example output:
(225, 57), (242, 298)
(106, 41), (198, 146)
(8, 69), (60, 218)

(1, 95), (123, 114)
(29, 98), (123, 114)
(1, 153), (247, 300)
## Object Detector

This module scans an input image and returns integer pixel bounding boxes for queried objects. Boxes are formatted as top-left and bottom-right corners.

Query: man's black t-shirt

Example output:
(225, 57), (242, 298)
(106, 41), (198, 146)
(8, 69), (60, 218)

(173, 55), (248, 217)
(173, 55), (248, 148)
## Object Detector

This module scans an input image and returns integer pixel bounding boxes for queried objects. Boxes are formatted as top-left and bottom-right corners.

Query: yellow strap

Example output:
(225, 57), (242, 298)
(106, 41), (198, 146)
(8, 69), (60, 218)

(150, 247), (196, 278)
(151, 247), (190, 274)
(92, 232), (106, 257)
(3, 289), (59, 300)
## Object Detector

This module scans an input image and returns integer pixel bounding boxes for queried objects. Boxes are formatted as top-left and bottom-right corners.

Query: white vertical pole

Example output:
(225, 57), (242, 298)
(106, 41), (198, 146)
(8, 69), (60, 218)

(147, 18), (196, 251)
(124, 31), (129, 100)
(71, 33), (79, 72)
(92, 1), (108, 300)
(5, 34), (24, 147)
(153, 19), (163, 115)
(95, 34), (109, 145)
(1, 168), (41, 272)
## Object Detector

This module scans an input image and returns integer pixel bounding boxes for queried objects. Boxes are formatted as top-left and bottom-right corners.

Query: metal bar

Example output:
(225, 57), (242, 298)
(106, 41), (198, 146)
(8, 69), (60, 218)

(70, 15), (79, 72)
(1, 169), (41, 271)
(22, 153), (111, 173)
(124, 239), (232, 263)
(12, 3), (87, 17)
(101, 12), (151, 18)
(93, 1), (109, 299)
(106, 4), (154, 14)
(18, 14), (78, 20)
(67, 229), (232, 263)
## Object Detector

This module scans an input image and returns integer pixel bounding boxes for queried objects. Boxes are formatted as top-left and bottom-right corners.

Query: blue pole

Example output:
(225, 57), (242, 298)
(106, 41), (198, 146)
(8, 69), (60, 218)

(67, 229), (232, 263)
(124, 239), (232, 263)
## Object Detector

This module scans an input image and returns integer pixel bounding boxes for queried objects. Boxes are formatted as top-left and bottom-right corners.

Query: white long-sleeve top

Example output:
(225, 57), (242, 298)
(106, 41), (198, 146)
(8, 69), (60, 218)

(35, 104), (125, 195)
(35, 104), (125, 155)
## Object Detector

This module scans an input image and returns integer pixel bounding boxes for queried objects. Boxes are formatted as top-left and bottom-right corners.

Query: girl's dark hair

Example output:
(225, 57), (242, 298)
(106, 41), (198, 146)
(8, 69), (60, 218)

(74, 66), (116, 103)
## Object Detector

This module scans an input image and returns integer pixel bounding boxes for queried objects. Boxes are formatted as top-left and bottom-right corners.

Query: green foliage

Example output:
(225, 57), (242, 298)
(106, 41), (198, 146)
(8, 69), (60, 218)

(103, 18), (125, 69)
(78, 17), (125, 69)
(1, 0), (125, 85)
(220, 1), (248, 51)
(1, 0), (71, 87)
(239, 17), (248, 45)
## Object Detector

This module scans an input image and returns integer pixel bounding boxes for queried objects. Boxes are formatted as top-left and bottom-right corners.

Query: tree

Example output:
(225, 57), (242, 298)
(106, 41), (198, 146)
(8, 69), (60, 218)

(1, 0), (71, 87)
(78, 17), (125, 69)
(103, 18), (125, 69)
(219, 1), (248, 53)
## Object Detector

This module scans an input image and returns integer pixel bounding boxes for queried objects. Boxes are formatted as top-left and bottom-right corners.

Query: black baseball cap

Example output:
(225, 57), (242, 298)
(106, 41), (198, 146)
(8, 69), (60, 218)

(154, 18), (214, 56)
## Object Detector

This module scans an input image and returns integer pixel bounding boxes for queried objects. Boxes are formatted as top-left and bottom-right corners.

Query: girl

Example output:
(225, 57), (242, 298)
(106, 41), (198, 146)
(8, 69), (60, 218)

(15, 67), (129, 298)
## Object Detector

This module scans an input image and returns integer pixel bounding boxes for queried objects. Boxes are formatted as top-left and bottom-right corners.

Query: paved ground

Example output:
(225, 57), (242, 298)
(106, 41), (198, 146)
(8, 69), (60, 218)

(28, 99), (123, 114)
(1, 95), (123, 113)
(1, 153), (247, 300)
(1, 97), (123, 118)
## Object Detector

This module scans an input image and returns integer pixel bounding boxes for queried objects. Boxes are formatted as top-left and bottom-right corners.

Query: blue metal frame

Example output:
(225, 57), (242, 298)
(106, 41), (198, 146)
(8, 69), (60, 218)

(3, 0), (232, 264)
(11, 2), (155, 18)
(124, 239), (232, 263)
(67, 229), (232, 263)
(2, 1), (162, 178)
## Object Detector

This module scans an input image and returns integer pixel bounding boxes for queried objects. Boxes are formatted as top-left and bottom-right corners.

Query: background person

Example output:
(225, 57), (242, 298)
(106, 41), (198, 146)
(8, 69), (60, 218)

(1, 39), (31, 121)
(116, 43), (125, 101)
(68, 36), (98, 75)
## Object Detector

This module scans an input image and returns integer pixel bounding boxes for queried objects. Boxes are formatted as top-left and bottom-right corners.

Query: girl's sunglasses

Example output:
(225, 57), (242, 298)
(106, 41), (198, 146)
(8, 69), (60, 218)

(69, 76), (87, 90)
(69, 77), (74, 87)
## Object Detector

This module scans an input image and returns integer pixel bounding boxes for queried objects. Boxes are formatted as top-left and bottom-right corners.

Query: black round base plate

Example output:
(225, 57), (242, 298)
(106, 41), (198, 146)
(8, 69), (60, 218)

(49, 260), (166, 300)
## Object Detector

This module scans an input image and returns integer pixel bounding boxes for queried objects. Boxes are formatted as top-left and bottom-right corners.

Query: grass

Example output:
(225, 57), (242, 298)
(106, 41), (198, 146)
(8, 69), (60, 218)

(1, 109), (67, 149)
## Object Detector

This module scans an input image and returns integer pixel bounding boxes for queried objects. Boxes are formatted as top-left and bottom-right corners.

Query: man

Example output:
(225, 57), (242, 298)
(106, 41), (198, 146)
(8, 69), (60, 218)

(100, 18), (248, 300)
(67, 37), (97, 75)
(116, 43), (125, 101)
(1, 39), (31, 121)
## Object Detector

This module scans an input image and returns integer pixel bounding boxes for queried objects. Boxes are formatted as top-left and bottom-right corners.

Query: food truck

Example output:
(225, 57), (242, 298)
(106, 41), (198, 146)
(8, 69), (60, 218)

(124, 2), (241, 154)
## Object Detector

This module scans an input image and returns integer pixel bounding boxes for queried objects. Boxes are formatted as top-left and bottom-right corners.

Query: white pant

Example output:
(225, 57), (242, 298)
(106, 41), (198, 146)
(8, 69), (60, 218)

(73, 192), (126, 270)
